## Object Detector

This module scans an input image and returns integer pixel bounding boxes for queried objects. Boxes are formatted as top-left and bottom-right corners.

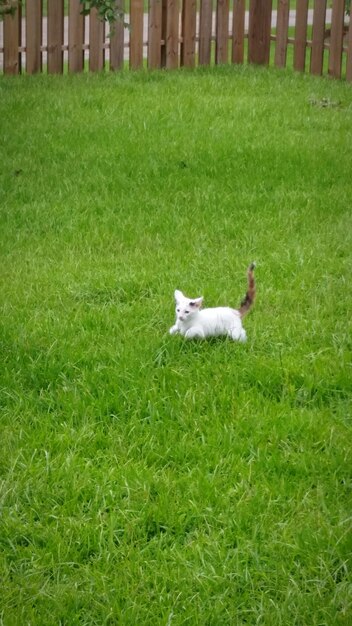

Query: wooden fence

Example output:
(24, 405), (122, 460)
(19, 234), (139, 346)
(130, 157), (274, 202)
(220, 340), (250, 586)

(1, 0), (352, 80)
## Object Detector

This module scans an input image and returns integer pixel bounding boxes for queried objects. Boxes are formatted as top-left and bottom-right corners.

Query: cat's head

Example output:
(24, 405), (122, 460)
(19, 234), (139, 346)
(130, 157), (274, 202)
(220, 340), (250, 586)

(174, 290), (203, 322)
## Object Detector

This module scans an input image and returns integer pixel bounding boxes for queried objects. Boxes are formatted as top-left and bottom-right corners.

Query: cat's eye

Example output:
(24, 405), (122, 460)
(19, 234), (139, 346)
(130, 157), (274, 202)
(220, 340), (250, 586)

(185, 310), (190, 314)
(176, 308), (180, 312)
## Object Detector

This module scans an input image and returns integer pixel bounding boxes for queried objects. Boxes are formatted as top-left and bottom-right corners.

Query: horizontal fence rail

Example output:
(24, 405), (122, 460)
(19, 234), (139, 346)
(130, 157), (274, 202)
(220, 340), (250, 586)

(0, 0), (351, 80)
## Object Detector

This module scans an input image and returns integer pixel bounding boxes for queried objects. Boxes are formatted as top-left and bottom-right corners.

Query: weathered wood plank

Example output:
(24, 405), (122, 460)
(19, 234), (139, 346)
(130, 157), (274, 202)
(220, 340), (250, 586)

(110, 0), (125, 70)
(216, 0), (229, 64)
(248, 0), (272, 65)
(130, 0), (144, 69)
(165, 0), (179, 69)
(89, 6), (105, 71)
(328, 0), (345, 79)
(68, 0), (85, 73)
(347, 14), (352, 82)
(148, 0), (162, 68)
(181, 0), (197, 67)
(232, 0), (245, 65)
(48, 0), (64, 74)
(26, 0), (42, 74)
(310, 0), (327, 76)
(198, 0), (212, 66)
(274, 0), (290, 68)
(293, 0), (309, 71)
(3, 5), (22, 74)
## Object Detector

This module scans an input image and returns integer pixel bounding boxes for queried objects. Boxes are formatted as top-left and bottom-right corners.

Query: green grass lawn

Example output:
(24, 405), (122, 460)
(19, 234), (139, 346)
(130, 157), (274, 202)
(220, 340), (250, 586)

(1, 65), (351, 625)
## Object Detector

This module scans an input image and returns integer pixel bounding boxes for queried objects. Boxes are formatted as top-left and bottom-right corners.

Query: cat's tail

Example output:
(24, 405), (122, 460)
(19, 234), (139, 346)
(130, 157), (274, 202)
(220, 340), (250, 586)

(238, 262), (256, 318)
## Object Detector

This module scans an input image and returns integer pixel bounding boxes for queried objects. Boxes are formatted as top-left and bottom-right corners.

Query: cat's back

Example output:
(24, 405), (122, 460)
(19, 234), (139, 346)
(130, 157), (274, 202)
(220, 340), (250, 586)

(200, 306), (240, 322)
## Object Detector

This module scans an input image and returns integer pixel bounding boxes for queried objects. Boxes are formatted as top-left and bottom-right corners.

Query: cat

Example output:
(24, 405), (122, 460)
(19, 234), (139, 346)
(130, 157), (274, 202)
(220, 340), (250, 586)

(169, 262), (256, 341)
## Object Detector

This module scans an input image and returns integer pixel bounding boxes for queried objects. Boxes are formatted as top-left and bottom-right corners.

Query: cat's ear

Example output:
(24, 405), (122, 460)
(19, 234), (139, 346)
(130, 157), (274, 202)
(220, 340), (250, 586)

(190, 297), (203, 309)
(174, 290), (184, 303)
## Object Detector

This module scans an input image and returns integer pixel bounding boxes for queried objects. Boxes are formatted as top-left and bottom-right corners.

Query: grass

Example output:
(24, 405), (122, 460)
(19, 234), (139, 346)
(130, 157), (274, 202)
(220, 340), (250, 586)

(0, 65), (352, 625)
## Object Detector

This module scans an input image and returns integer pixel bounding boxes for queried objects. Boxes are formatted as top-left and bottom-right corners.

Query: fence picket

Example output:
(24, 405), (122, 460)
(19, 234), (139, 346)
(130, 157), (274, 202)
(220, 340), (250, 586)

(181, 0), (197, 67)
(166, 0), (179, 69)
(130, 0), (144, 68)
(248, 0), (272, 65)
(328, 0), (345, 78)
(310, 0), (327, 75)
(216, 0), (230, 64)
(232, 0), (245, 64)
(110, 0), (125, 70)
(48, 0), (64, 74)
(89, 7), (105, 71)
(198, 0), (212, 65)
(294, 0), (308, 71)
(148, 0), (163, 68)
(68, 0), (85, 73)
(26, 0), (42, 74)
(4, 6), (22, 74)
(274, 0), (290, 68)
(347, 18), (352, 81)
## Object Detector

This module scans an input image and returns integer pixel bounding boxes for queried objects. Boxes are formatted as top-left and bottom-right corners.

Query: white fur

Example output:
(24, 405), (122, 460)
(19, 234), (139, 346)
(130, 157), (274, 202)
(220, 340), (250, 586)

(169, 290), (247, 341)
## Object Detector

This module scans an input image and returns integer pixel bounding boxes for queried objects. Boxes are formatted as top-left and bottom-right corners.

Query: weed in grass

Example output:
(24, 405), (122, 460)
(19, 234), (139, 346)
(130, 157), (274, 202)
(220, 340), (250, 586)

(0, 65), (352, 625)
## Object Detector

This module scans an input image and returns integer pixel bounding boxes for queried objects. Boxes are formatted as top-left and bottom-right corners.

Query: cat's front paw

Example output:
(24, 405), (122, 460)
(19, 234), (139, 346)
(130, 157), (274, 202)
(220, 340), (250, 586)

(169, 325), (179, 335)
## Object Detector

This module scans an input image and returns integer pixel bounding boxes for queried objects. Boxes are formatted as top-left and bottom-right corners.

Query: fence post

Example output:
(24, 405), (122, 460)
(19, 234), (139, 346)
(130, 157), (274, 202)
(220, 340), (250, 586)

(181, 0), (197, 67)
(165, 0), (179, 68)
(274, 0), (290, 68)
(130, 0), (144, 69)
(48, 0), (64, 74)
(248, 0), (272, 65)
(148, 0), (163, 68)
(68, 0), (85, 73)
(89, 6), (105, 71)
(26, 0), (42, 74)
(347, 18), (352, 81)
(328, 0), (345, 79)
(110, 0), (125, 70)
(198, 0), (212, 66)
(232, 0), (245, 65)
(216, 0), (230, 64)
(310, 0), (327, 76)
(293, 0), (308, 71)
(3, 5), (22, 74)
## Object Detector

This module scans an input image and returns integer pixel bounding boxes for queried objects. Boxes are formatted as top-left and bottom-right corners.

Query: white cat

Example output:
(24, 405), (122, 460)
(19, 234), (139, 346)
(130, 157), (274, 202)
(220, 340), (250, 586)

(169, 263), (256, 341)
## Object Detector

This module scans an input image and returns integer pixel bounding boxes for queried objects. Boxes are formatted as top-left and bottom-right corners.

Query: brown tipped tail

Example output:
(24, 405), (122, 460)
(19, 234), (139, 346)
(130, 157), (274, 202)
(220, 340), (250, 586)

(238, 262), (256, 318)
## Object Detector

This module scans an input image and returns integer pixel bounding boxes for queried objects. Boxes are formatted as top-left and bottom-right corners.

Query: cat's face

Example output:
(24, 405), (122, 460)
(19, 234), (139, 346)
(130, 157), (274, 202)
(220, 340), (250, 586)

(174, 290), (203, 323)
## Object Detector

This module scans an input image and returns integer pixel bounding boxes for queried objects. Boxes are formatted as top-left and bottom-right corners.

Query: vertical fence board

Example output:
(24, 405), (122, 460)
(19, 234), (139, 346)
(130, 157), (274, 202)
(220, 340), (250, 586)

(48, 0), (64, 73)
(148, 0), (162, 68)
(310, 0), (327, 75)
(166, 0), (179, 69)
(199, 0), (212, 65)
(4, 5), (22, 74)
(328, 0), (345, 78)
(181, 0), (197, 67)
(110, 0), (125, 70)
(232, 0), (245, 64)
(160, 0), (168, 67)
(248, 0), (272, 65)
(294, 0), (308, 71)
(26, 0), (42, 74)
(347, 17), (352, 81)
(274, 0), (290, 68)
(89, 6), (105, 71)
(69, 0), (85, 72)
(216, 0), (229, 64)
(130, 0), (144, 68)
